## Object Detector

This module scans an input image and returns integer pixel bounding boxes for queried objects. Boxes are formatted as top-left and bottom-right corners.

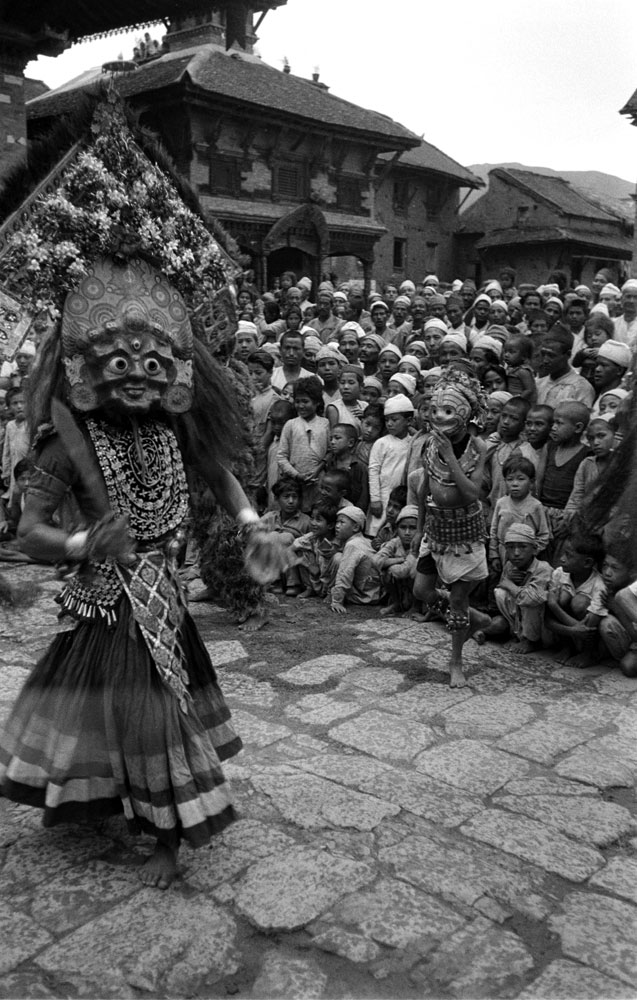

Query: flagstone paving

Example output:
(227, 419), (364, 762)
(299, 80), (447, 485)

(1, 564), (636, 998)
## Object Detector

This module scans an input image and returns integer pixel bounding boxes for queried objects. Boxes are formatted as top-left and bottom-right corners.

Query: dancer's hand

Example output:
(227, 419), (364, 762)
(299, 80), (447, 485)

(90, 514), (137, 566)
(244, 527), (296, 584)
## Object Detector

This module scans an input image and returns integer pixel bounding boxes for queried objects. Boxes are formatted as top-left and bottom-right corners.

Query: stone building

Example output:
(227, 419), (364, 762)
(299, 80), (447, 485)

(374, 141), (482, 286)
(456, 167), (633, 288)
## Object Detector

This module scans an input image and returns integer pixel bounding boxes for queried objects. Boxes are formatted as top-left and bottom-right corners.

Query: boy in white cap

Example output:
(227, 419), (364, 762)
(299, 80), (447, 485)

(370, 300), (391, 342)
(329, 505), (381, 614)
(375, 504), (419, 616)
(367, 394), (414, 536)
(592, 340), (631, 414)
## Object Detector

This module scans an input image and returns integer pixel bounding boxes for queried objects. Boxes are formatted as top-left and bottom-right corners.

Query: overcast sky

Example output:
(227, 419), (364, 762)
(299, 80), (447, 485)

(26, 0), (637, 183)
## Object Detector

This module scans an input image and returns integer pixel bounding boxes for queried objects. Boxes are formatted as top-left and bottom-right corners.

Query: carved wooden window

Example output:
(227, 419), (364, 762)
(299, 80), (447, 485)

(337, 176), (362, 212)
(210, 155), (240, 196)
(272, 162), (308, 202)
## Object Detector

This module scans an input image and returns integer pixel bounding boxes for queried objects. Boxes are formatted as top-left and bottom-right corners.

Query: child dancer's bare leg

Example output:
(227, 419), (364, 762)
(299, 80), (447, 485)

(446, 581), (490, 686)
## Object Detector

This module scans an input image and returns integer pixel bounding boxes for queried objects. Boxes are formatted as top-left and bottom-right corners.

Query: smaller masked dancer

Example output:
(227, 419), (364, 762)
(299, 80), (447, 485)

(414, 369), (490, 686)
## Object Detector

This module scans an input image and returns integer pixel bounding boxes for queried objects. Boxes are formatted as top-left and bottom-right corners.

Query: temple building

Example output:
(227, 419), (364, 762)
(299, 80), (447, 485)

(12, 5), (481, 289)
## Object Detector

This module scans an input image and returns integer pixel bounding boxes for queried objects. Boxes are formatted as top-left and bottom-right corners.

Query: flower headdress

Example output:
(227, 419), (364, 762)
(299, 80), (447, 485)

(0, 92), (233, 320)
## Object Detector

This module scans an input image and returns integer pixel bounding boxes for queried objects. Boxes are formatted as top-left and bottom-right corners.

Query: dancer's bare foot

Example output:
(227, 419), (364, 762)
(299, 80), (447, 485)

(406, 611), (428, 622)
(139, 842), (178, 889)
(449, 662), (467, 688)
(297, 589), (314, 600)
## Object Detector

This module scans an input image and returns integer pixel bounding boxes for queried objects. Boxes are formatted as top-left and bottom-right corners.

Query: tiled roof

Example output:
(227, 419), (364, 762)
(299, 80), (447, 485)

(475, 226), (633, 257)
(378, 140), (482, 188)
(28, 45), (419, 149)
(493, 168), (618, 222)
(200, 196), (386, 235)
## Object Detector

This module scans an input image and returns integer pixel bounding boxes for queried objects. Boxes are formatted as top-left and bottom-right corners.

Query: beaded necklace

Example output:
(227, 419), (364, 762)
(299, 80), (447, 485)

(86, 418), (190, 541)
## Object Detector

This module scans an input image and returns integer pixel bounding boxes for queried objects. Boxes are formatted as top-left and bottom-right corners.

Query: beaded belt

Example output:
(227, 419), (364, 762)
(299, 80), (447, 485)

(425, 500), (486, 555)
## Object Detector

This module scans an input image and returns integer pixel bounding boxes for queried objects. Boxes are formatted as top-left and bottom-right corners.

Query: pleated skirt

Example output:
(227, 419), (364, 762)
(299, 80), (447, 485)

(0, 601), (242, 849)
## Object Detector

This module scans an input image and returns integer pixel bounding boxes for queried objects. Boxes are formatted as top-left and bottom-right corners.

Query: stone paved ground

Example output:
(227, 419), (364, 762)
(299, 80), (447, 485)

(1, 562), (636, 1000)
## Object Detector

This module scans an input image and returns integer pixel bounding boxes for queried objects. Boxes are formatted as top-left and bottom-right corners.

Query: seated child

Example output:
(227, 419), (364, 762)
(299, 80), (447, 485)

(329, 505), (382, 614)
(489, 455), (550, 572)
(292, 501), (339, 599)
(317, 468), (353, 510)
(260, 476), (310, 594)
(543, 533), (605, 665)
(375, 504), (419, 616)
(325, 423), (368, 510)
(477, 524), (552, 653)
(372, 484), (407, 551)
(585, 544), (637, 677)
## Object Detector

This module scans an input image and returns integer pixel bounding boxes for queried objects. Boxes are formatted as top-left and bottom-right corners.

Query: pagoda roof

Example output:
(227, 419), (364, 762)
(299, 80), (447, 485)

(3, 1), (287, 44)
(28, 44), (420, 149)
(378, 140), (482, 189)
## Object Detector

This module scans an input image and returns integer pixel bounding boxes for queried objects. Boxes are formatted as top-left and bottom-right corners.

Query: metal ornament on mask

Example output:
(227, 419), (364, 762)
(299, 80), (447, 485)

(61, 256), (194, 416)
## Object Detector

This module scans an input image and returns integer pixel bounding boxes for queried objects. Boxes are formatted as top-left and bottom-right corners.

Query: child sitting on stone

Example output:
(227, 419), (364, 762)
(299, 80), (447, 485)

(260, 476), (310, 595)
(584, 542), (637, 677)
(543, 532), (605, 666)
(371, 484), (407, 551)
(329, 506), (382, 614)
(292, 501), (339, 599)
(476, 523), (552, 653)
(375, 504), (419, 616)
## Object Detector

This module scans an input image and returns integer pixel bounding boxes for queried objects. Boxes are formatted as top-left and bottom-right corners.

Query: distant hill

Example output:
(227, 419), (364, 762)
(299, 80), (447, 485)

(462, 163), (634, 222)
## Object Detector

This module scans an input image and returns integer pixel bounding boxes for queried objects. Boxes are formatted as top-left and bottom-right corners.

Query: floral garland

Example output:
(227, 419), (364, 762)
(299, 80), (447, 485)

(0, 92), (230, 316)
